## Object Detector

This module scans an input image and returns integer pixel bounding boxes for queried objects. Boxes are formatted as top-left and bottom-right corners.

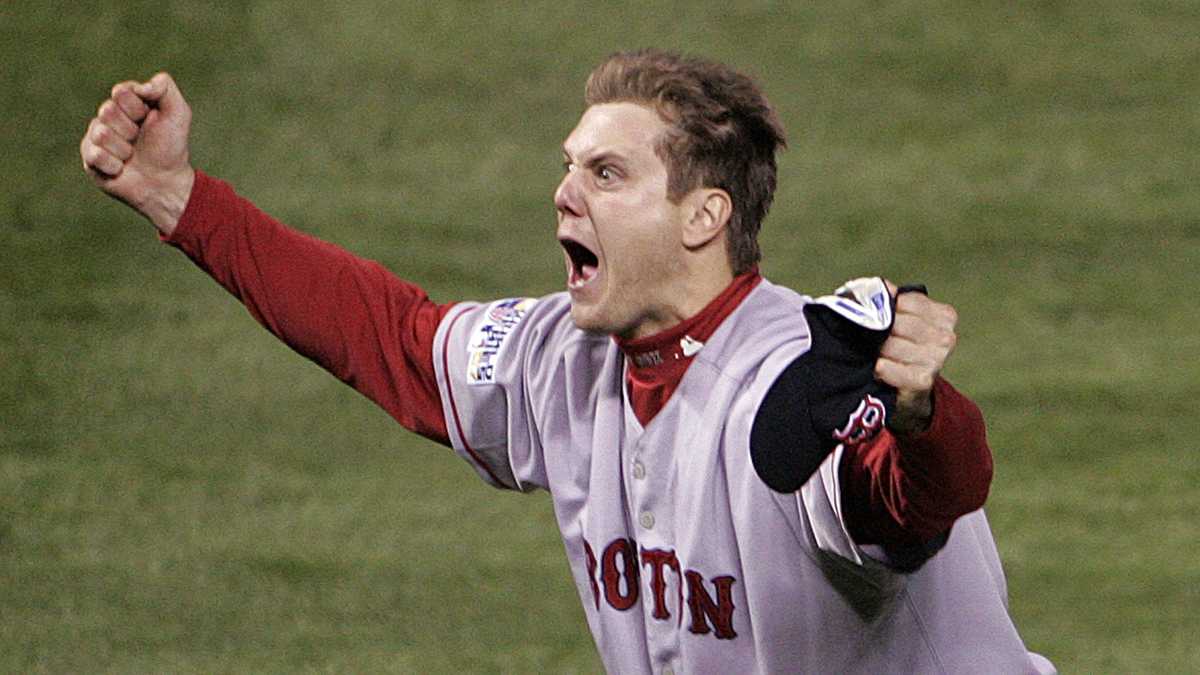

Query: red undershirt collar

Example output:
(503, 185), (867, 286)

(615, 269), (763, 425)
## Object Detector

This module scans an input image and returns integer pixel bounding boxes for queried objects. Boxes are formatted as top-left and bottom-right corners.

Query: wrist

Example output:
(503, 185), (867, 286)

(890, 388), (933, 437)
(141, 166), (196, 237)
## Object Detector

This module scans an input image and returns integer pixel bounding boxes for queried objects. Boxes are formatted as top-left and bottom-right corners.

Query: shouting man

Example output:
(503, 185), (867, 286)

(81, 50), (1054, 673)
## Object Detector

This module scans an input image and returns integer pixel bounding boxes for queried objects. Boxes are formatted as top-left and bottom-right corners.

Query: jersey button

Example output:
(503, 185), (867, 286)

(632, 461), (646, 479)
(639, 511), (655, 529)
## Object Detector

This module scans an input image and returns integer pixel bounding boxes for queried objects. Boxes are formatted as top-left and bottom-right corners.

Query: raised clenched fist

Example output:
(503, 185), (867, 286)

(80, 72), (195, 237)
(875, 281), (960, 435)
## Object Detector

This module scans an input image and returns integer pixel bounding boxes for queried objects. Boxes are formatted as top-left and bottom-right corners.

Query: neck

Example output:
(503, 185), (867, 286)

(619, 257), (735, 341)
(615, 268), (762, 425)
(616, 268), (761, 364)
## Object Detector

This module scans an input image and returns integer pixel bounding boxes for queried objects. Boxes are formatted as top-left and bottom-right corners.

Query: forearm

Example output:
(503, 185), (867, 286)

(840, 377), (993, 548)
(165, 171), (454, 443)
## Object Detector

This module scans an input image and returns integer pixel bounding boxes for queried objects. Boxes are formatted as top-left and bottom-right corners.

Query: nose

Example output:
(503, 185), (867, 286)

(554, 169), (584, 219)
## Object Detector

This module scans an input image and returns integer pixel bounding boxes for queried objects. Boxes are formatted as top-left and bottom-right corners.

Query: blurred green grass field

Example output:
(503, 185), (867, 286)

(3, 1), (1198, 672)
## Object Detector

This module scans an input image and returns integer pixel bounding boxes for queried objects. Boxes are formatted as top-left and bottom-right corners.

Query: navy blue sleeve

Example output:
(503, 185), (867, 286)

(749, 296), (897, 493)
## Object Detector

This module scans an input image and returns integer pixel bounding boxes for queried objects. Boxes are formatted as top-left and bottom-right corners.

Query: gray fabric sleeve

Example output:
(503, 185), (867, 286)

(432, 295), (571, 492)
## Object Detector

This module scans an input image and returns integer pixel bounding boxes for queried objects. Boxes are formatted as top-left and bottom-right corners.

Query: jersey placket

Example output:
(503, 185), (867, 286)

(622, 390), (683, 673)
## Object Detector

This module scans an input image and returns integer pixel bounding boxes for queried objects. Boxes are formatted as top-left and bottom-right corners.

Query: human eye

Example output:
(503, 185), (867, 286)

(595, 164), (616, 183)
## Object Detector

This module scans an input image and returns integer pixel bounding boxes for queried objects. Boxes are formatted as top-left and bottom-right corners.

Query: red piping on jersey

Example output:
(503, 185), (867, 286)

(440, 307), (507, 487)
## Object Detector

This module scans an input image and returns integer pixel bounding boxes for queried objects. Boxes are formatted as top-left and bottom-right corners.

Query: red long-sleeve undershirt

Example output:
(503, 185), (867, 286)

(167, 171), (991, 547)
(166, 171), (455, 444)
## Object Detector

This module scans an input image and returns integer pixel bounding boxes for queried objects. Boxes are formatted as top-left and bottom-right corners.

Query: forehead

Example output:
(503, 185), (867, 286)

(563, 102), (669, 162)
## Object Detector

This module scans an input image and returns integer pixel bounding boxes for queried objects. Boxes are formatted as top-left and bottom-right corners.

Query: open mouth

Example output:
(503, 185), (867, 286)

(559, 237), (600, 289)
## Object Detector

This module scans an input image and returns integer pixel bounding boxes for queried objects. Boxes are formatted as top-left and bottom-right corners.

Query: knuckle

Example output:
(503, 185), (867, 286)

(873, 358), (890, 376)
(115, 79), (139, 94)
(91, 148), (112, 170)
(943, 305), (959, 327)
(99, 99), (122, 122)
(113, 89), (143, 114)
(929, 327), (954, 349)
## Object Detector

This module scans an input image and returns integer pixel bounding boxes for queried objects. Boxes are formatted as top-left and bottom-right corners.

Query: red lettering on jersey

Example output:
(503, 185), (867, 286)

(583, 538), (600, 610)
(587, 540), (739, 639)
(640, 548), (682, 621)
(601, 538), (640, 611)
(685, 571), (738, 640)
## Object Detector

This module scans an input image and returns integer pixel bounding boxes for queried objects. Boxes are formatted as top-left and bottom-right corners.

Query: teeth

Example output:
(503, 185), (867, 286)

(561, 238), (599, 291)
(568, 263), (599, 290)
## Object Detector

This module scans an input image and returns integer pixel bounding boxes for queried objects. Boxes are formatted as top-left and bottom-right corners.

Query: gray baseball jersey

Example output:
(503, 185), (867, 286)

(432, 279), (1054, 674)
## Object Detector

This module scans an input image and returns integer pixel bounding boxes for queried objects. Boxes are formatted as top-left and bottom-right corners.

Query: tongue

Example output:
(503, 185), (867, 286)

(581, 264), (598, 281)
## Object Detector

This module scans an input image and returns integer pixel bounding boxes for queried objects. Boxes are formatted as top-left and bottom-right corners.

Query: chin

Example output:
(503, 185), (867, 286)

(568, 305), (605, 334)
(569, 302), (621, 336)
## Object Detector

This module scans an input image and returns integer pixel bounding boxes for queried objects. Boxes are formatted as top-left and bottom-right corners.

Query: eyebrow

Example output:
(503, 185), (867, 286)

(562, 147), (630, 169)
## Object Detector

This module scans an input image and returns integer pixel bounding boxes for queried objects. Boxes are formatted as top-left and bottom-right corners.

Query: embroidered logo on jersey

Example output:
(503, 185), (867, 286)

(833, 394), (887, 445)
(466, 297), (537, 385)
(680, 335), (704, 357)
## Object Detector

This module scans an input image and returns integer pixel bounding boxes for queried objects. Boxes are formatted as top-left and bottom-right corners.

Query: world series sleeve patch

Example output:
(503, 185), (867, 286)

(466, 297), (538, 385)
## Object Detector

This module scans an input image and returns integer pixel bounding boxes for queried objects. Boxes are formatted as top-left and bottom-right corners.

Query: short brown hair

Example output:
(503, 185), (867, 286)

(584, 49), (787, 275)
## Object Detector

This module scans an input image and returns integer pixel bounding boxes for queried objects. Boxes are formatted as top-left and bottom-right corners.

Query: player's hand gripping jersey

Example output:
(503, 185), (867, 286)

(166, 172), (1055, 675)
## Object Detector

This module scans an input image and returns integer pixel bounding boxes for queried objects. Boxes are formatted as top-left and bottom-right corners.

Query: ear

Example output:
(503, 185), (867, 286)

(681, 188), (732, 249)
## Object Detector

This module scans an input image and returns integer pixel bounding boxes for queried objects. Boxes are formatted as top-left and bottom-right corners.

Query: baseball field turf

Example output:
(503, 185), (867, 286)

(3, 2), (1198, 672)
